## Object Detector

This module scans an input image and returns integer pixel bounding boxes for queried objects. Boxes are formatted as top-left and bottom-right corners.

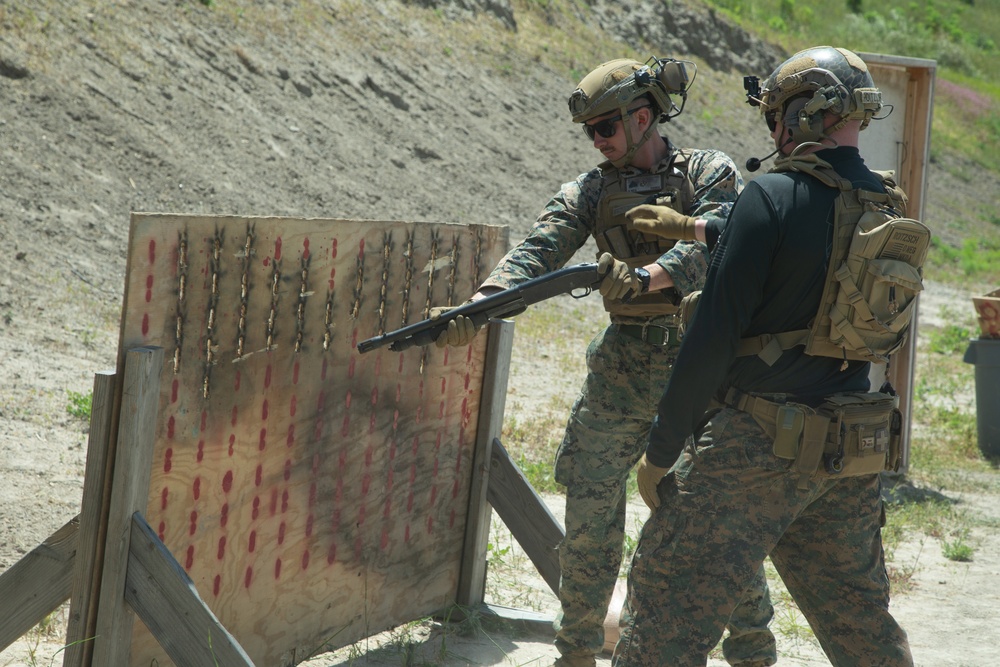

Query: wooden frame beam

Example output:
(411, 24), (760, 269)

(90, 346), (165, 666)
(126, 513), (254, 666)
(457, 320), (516, 605)
(64, 369), (118, 666)
(486, 438), (563, 595)
(0, 517), (79, 651)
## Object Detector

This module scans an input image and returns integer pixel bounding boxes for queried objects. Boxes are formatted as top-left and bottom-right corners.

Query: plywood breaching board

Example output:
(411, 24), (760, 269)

(117, 214), (508, 667)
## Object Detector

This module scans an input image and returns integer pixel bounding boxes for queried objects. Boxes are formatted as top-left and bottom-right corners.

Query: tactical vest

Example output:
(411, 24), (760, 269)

(595, 149), (695, 317)
(737, 154), (930, 367)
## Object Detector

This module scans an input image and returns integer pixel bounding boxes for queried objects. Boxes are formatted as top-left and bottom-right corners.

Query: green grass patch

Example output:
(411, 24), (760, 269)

(925, 322), (974, 355)
(882, 495), (980, 569)
(503, 406), (568, 494)
(883, 497), (953, 547)
(932, 77), (1000, 172)
(926, 236), (1000, 283)
(911, 405), (981, 470)
(702, 0), (999, 81)
(66, 389), (93, 421)
(941, 528), (975, 561)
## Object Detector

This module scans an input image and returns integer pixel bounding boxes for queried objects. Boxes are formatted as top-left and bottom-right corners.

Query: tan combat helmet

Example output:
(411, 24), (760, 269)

(568, 56), (695, 167)
(747, 46), (883, 144)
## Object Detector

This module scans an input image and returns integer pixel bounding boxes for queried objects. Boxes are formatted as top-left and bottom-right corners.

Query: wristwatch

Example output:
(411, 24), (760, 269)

(633, 267), (651, 295)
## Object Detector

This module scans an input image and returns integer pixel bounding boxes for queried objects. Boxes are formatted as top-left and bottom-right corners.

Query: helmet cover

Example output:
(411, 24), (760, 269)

(757, 46), (882, 136)
(568, 58), (689, 124)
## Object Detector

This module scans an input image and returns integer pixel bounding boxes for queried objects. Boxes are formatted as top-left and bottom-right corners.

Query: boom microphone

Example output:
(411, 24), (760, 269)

(745, 148), (780, 173)
(745, 137), (795, 172)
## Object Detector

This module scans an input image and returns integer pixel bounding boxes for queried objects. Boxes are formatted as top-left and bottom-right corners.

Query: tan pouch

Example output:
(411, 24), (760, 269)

(792, 412), (831, 490)
(818, 392), (898, 477)
(773, 405), (805, 460)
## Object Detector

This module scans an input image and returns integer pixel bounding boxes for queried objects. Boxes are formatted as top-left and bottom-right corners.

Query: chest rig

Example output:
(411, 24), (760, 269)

(595, 149), (695, 316)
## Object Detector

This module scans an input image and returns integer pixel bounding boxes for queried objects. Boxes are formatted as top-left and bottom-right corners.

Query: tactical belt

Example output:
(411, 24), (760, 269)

(723, 388), (839, 490)
(722, 387), (899, 489)
(723, 388), (787, 428)
(617, 323), (680, 347)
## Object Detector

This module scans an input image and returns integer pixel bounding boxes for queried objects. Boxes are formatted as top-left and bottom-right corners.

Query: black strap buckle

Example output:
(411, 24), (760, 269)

(620, 323), (677, 346)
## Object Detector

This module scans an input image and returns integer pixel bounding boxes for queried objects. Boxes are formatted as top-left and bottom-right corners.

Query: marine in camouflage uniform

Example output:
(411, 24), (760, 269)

(437, 57), (775, 667)
(616, 47), (913, 667)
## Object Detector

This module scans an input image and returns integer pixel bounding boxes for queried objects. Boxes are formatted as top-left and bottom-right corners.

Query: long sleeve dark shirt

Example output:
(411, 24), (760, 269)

(646, 146), (882, 468)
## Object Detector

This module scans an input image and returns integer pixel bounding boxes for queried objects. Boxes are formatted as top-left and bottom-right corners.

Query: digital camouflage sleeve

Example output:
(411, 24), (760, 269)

(480, 146), (743, 300)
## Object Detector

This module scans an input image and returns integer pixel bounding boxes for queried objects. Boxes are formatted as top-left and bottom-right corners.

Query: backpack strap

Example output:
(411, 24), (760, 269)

(736, 331), (810, 366)
(669, 147), (697, 214)
(737, 155), (857, 367)
(872, 170), (908, 215)
(770, 154), (854, 192)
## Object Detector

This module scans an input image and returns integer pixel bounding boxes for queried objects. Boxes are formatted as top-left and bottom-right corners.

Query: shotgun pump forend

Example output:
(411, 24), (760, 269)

(357, 263), (603, 353)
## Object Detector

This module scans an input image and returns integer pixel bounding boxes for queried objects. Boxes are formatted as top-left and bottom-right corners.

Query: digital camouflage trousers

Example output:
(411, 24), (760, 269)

(612, 408), (913, 667)
(553, 325), (776, 665)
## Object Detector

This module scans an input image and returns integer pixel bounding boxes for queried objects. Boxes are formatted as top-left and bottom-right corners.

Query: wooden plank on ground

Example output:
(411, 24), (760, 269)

(63, 370), (118, 667)
(456, 320), (515, 606)
(481, 602), (555, 630)
(0, 518), (79, 651)
(126, 512), (254, 667)
(486, 438), (564, 594)
(91, 346), (164, 666)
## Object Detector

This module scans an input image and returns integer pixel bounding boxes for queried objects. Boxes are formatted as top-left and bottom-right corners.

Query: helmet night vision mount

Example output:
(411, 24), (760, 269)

(568, 56), (697, 125)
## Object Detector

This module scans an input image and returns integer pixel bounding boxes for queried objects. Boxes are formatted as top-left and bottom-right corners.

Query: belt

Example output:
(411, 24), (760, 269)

(618, 323), (680, 347)
(723, 387), (840, 452)
(723, 388), (784, 425)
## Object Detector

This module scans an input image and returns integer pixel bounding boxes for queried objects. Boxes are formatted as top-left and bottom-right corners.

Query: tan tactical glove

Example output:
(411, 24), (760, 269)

(636, 453), (670, 511)
(429, 307), (480, 348)
(597, 252), (641, 301)
(626, 204), (698, 241)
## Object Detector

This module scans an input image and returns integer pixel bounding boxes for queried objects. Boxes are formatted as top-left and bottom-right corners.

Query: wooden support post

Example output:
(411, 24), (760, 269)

(456, 320), (515, 606)
(486, 438), (564, 595)
(90, 346), (164, 666)
(63, 370), (118, 667)
(0, 517), (79, 651)
(0, 370), (117, 659)
(125, 513), (255, 667)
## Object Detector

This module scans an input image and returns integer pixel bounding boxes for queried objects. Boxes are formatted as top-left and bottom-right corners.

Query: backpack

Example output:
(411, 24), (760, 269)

(736, 154), (931, 367)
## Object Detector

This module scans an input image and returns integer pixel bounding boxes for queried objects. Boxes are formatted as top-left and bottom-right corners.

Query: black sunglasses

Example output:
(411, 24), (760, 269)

(583, 105), (651, 140)
(765, 110), (778, 132)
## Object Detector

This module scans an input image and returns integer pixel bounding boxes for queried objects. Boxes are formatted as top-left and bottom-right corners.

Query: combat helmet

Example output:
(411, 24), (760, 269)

(748, 46), (883, 143)
(568, 56), (695, 167)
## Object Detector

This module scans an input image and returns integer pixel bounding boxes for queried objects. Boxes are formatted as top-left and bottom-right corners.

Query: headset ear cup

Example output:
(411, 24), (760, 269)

(805, 108), (824, 137)
(832, 84), (850, 115)
(783, 96), (824, 143)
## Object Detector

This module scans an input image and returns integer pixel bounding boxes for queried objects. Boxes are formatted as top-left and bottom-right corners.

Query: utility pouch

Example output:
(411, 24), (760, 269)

(791, 412), (831, 490)
(773, 405), (805, 460)
(601, 226), (633, 258)
(817, 392), (898, 477)
(888, 408), (903, 472)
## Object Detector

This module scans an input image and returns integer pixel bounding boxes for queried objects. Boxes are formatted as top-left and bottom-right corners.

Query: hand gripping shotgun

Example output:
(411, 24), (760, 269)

(357, 263), (602, 353)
